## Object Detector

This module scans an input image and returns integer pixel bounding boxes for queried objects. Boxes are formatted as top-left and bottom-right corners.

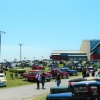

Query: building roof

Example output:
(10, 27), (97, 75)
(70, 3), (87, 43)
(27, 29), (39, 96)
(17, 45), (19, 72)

(68, 55), (87, 56)
(51, 50), (86, 54)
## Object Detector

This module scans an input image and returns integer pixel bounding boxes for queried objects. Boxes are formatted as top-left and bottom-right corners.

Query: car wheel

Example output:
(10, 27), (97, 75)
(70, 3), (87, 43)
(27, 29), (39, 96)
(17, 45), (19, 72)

(25, 77), (29, 81)
(47, 79), (50, 82)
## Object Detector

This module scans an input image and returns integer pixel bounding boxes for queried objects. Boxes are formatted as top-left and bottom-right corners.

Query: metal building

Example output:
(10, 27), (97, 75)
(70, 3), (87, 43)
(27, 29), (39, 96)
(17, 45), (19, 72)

(50, 39), (100, 61)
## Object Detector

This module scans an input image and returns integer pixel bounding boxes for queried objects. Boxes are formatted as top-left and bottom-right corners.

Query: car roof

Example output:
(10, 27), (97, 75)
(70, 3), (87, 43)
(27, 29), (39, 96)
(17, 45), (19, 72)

(73, 81), (100, 87)
(69, 78), (87, 82)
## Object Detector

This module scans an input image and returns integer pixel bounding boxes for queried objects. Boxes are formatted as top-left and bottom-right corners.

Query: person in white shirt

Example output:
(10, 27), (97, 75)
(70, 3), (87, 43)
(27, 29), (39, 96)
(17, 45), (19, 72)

(36, 72), (41, 89)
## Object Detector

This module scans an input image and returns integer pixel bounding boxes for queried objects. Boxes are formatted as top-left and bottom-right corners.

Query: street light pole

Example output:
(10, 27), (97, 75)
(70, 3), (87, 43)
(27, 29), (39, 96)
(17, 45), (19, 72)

(18, 44), (23, 62)
(0, 31), (6, 56)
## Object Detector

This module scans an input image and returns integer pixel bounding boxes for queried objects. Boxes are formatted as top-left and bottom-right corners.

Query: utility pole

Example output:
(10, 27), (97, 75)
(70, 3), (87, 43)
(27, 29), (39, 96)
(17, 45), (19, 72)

(0, 31), (6, 56)
(18, 44), (23, 62)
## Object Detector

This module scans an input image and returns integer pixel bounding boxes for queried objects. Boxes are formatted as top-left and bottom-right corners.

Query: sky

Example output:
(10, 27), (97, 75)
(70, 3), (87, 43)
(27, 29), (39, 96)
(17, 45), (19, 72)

(0, 0), (100, 62)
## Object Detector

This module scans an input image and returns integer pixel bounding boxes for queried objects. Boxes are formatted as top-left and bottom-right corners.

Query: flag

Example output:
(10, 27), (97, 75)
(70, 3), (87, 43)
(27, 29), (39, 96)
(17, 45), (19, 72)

(42, 56), (43, 58)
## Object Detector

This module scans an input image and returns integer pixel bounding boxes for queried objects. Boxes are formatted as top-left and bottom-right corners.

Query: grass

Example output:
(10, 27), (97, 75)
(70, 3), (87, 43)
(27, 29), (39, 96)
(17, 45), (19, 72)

(6, 68), (35, 88)
(32, 93), (48, 100)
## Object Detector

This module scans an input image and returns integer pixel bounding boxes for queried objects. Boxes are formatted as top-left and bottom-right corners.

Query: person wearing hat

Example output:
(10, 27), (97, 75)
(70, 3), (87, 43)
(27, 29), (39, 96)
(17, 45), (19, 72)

(55, 73), (61, 86)
(36, 72), (41, 89)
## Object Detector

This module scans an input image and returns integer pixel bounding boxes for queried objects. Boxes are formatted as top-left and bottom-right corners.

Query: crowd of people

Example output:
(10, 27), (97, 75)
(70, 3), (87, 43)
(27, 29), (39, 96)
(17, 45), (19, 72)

(36, 71), (62, 89)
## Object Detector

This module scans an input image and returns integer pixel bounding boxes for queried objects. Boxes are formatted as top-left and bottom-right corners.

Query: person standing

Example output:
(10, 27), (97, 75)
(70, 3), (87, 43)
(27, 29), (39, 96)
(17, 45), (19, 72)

(36, 72), (41, 89)
(82, 66), (86, 78)
(41, 71), (46, 89)
(55, 73), (61, 86)
(91, 69), (95, 77)
(86, 69), (90, 77)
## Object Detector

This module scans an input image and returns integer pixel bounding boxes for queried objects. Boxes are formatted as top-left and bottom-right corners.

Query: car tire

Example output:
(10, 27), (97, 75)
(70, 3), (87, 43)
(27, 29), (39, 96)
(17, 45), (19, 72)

(25, 77), (29, 81)
(47, 79), (50, 82)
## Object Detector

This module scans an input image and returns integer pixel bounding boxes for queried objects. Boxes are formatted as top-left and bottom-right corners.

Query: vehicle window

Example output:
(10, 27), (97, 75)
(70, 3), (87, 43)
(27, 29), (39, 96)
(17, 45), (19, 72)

(51, 70), (55, 73)
(90, 86), (98, 96)
(74, 86), (88, 96)
(28, 72), (33, 74)
(33, 72), (38, 75)
(0, 75), (4, 77)
(60, 69), (64, 71)
(65, 69), (69, 71)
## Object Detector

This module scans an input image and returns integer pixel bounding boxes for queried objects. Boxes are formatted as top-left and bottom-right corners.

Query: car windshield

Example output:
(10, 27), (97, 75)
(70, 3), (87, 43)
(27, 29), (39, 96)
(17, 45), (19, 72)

(0, 75), (4, 77)
(28, 71), (43, 74)
(88, 67), (93, 70)
(60, 68), (70, 72)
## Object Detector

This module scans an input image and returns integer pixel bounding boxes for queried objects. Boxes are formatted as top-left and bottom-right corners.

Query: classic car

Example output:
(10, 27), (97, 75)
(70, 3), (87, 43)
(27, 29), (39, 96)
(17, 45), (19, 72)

(46, 81), (100, 100)
(22, 70), (52, 82)
(47, 68), (69, 79)
(75, 63), (82, 72)
(87, 66), (97, 73)
(60, 68), (78, 76)
(32, 63), (44, 70)
(0, 73), (7, 87)
(50, 77), (100, 95)
(9, 67), (26, 73)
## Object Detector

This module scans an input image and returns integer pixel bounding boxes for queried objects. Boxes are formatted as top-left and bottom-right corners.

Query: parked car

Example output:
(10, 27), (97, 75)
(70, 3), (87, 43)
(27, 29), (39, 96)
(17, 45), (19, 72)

(0, 73), (7, 87)
(60, 68), (78, 76)
(9, 67), (26, 73)
(87, 66), (97, 73)
(47, 68), (69, 79)
(75, 63), (82, 72)
(46, 81), (100, 100)
(22, 70), (52, 82)
(32, 63), (44, 70)
(50, 77), (100, 95)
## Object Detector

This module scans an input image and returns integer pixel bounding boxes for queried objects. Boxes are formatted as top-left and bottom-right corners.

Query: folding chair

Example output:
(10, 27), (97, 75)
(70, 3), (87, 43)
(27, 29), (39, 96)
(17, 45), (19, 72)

(10, 73), (14, 79)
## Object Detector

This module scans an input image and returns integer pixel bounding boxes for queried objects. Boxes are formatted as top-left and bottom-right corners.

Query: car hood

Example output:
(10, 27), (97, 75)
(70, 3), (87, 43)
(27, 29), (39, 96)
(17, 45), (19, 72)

(47, 92), (72, 98)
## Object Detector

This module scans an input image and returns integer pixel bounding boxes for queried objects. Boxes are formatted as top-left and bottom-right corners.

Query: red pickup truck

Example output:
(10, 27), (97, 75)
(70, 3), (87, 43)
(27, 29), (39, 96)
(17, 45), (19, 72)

(32, 63), (44, 70)
(47, 68), (69, 79)
(22, 70), (52, 82)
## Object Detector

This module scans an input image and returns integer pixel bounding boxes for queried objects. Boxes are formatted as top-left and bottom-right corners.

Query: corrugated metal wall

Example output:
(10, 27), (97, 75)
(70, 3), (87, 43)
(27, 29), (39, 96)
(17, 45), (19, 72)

(90, 54), (100, 61)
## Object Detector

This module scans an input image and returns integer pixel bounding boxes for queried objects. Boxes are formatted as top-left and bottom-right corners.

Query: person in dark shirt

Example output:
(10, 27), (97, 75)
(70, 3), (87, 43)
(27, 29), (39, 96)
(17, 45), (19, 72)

(82, 66), (86, 78)
(41, 71), (46, 89)
(55, 73), (61, 86)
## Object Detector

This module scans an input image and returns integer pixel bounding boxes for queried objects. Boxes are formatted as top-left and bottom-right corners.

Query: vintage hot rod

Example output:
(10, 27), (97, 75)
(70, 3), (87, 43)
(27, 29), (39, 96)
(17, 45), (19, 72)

(46, 81), (100, 100)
